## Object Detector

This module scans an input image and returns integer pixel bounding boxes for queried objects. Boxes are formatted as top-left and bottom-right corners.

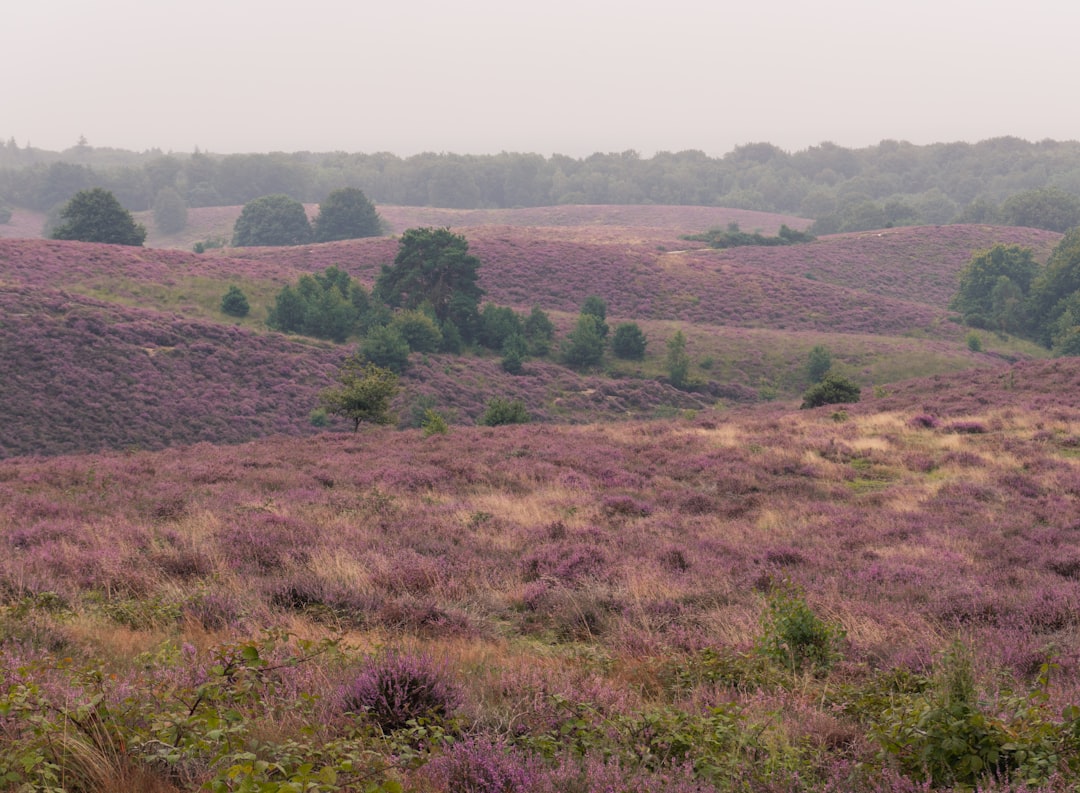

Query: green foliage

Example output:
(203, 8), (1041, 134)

(359, 326), (411, 373)
(319, 357), (399, 431)
(421, 409), (449, 436)
(479, 397), (529, 426)
(152, 186), (188, 234)
(390, 309), (442, 353)
(685, 222), (815, 248)
(561, 313), (605, 370)
(479, 303), (524, 350)
(523, 305), (555, 356)
(220, 285), (251, 317)
(267, 266), (360, 342)
(232, 193), (312, 247)
(50, 187), (146, 245)
(313, 187), (382, 242)
(1001, 186), (1080, 232)
(800, 372), (861, 409)
(872, 645), (1078, 788)
(665, 330), (690, 388)
(806, 344), (832, 383)
(965, 331), (983, 352)
(375, 227), (484, 334)
(1030, 227), (1080, 346)
(611, 322), (647, 360)
(756, 587), (844, 674)
(950, 244), (1039, 333)
(500, 333), (528, 374)
(581, 296), (609, 337)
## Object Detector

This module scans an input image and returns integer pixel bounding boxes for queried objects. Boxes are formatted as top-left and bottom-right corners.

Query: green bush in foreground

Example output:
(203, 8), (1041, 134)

(800, 372), (861, 409)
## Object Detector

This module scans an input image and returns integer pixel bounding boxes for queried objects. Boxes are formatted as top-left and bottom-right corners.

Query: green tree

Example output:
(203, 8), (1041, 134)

(313, 187), (382, 242)
(1029, 227), (1080, 345)
(561, 313), (605, 370)
(666, 330), (691, 388)
(50, 187), (146, 245)
(374, 227), (484, 333)
(318, 357), (398, 431)
(950, 244), (1038, 330)
(220, 285), (250, 317)
(581, 296), (609, 337)
(391, 309), (443, 352)
(232, 194), (312, 246)
(1001, 187), (1080, 232)
(806, 344), (832, 383)
(360, 325), (411, 373)
(479, 303), (524, 350)
(500, 333), (528, 374)
(611, 322), (647, 360)
(800, 373), (861, 408)
(523, 305), (555, 356)
(152, 187), (188, 234)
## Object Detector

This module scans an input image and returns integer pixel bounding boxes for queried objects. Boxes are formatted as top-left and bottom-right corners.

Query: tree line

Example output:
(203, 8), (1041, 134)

(4, 137), (1080, 233)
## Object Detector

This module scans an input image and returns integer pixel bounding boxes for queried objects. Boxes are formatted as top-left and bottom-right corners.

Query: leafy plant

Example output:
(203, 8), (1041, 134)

(220, 285), (250, 317)
(800, 372), (861, 408)
(479, 397), (529, 426)
(756, 587), (844, 674)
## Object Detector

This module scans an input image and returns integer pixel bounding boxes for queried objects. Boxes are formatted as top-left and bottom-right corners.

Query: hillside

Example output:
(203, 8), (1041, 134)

(0, 209), (1059, 459)
(2, 362), (1079, 790)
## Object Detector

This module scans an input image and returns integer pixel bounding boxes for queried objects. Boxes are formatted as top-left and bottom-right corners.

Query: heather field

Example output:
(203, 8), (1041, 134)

(2, 363), (1080, 791)
(0, 207), (1057, 458)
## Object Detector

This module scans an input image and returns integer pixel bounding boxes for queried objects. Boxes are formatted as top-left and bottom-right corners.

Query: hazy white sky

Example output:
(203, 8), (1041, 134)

(3, 0), (1077, 157)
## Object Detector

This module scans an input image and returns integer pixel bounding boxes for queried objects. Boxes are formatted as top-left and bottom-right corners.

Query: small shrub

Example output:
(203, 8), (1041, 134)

(800, 373), (861, 409)
(756, 587), (844, 674)
(308, 407), (329, 427)
(612, 322), (647, 360)
(421, 409), (449, 437)
(966, 331), (983, 352)
(340, 652), (460, 732)
(220, 285), (250, 317)
(480, 397), (529, 426)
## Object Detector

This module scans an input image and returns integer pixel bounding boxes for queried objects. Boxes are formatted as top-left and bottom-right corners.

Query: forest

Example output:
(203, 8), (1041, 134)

(3, 136), (1080, 234)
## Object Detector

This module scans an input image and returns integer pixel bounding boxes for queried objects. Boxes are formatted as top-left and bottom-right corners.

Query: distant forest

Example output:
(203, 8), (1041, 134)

(3, 136), (1080, 233)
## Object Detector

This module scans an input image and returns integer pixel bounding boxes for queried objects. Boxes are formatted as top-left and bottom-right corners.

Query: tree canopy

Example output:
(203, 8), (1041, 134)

(318, 357), (399, 431)
(232, 194), (312, 247)
(50, 188), (146, 245)
(313, 187), (382, 242)
(374, 227), (484, 332)
(950, 244), (1039, 332)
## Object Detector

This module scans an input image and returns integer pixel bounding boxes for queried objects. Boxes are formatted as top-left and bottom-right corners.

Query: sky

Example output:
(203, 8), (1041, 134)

(3, 0), (1078, 158)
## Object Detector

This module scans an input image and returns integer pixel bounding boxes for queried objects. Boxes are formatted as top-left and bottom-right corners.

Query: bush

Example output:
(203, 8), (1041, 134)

(359, 325), (411, 373)
(501, 333), (528, 374)
(562, 314), (605, 370)
(800, 373), (861, 408)
(220, 285), (250, 317)
(340, 652), (460, 732)
(391, 309), (443, 353)
(965, 331), (983, 352)
(756, 587), (844, 674)
(523, 305), (555, 356)
(612, 322), (647, 360)
(313, 187), (381, 242)
(480, 397), (529, 426)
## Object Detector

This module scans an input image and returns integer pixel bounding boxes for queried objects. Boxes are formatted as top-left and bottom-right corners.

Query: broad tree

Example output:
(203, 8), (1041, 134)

(50, 187), (146, 245)
(950, 244), (1038, 332)
(232, 194), (312, 247)
(375, 227), (484, 333)
(318, 357), (399, 431)
(313, 187), (382, 242)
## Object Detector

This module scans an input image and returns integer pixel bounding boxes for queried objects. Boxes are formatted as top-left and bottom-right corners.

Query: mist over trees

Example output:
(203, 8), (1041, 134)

(5, 136), (1080, 233)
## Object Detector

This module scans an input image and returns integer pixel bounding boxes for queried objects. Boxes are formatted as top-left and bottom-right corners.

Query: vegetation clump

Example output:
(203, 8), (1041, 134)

(479, 397), (529, 426)
(50, 187), (146, 245)
(318, 357), (399, 431)
(800, 372), (861, 408)
(220, 285), (250, 317)
(232, 193), (312, 246)
(685, 222), (815, 248)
